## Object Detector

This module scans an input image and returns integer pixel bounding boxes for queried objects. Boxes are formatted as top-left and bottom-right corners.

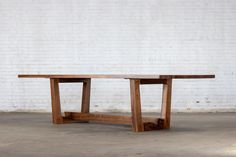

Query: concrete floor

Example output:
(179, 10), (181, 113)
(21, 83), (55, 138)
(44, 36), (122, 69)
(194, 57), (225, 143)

(0, 112), (236, 157)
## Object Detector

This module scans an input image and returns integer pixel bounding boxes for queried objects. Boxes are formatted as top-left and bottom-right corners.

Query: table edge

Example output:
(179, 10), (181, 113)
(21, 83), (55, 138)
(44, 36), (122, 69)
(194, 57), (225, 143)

(18, 74), (215, 79)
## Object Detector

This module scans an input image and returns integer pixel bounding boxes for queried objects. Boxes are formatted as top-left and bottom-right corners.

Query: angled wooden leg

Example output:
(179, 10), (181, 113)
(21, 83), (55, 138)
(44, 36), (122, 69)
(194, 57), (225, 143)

(130, 79), (144, 132)
(50, 78), (63, 124)
(81, 78), (91, 113)
(161, 78), (173, 129)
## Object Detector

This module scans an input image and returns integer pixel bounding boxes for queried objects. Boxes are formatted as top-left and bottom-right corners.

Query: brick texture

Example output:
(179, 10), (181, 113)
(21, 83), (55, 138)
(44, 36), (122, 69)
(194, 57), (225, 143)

(0, 0), (236, 112)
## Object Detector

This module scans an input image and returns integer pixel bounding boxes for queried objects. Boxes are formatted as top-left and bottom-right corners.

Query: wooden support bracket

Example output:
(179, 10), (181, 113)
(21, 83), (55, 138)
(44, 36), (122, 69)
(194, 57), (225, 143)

(140, 79), (167, 85)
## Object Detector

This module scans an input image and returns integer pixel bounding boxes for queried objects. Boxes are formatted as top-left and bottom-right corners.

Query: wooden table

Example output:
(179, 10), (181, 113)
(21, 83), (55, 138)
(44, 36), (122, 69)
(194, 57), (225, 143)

(18, 74), (215, 132)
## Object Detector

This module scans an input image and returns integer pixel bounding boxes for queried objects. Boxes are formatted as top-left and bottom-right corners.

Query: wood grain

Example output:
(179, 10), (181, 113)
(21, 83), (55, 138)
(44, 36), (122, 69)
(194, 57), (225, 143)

(81, 78), (91, 114)
(64, 112), (131, 125)
(50, 78), (63, 124)
(64, 112), (161, 126)
(18, 74), (215, 79)
(130, 79), (144, 132)
(19, 73), (215, 132)
(161, 78), (173, 129)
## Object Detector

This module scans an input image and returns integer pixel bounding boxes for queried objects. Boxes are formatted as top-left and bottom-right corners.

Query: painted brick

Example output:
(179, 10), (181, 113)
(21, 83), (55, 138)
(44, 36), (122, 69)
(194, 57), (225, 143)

(0, 0), (236, 112)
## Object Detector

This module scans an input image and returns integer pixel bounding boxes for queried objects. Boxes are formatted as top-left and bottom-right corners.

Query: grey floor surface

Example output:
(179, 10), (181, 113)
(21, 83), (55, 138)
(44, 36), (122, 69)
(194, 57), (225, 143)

(0, 112), (236, 157)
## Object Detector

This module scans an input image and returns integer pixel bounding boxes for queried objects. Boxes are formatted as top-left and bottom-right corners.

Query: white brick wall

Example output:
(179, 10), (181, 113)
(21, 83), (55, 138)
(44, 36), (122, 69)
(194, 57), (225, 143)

(0, 0), (236, 112)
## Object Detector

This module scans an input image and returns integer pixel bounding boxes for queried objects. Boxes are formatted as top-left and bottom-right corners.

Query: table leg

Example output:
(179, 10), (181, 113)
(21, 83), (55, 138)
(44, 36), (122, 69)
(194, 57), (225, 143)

(161, 78), (173, 129)
(130, 79), (144, 132)
(81, 79), (91, 123)
(50, 78), (63, 124)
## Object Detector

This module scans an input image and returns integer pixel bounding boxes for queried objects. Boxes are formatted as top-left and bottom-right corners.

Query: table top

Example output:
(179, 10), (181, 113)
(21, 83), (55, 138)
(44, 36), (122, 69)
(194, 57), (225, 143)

(18, 74), (215, 79)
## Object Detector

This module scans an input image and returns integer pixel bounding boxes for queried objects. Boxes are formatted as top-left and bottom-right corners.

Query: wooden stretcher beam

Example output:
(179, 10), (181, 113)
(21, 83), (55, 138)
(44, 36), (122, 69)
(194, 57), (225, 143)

(63, 112), (164, 131)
